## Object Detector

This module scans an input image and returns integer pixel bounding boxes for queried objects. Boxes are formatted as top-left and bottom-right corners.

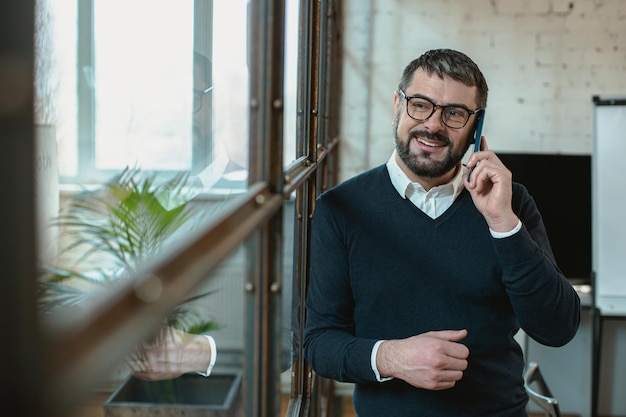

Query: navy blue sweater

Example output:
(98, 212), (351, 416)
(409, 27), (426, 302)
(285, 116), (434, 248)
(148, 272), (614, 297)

(303, 165), (580, 417)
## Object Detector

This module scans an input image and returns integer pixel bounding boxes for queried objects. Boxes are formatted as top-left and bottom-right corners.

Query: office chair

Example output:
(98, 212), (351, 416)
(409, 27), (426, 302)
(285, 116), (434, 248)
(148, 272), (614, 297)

(524, 361), (561, 417)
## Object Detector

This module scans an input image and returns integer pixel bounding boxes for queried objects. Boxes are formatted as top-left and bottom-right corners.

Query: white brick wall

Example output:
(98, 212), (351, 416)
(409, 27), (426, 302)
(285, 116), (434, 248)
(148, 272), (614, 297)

(340, 0), (626, 180)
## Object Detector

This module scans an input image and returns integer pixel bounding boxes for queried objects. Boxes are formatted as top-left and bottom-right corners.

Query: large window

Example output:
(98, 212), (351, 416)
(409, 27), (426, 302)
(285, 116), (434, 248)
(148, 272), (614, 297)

(50, 0), (298, 184)
(50, 1), (197, 178)
(51, 0), (248, 184)
(5, 0), (343, 416)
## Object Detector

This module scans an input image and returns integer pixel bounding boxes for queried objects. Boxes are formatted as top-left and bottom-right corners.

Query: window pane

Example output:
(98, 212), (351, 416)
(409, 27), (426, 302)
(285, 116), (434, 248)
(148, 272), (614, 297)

(43, 0), (251, 190)
(210, 0), (249, 186)
(284, 0), (299, 166)
(281, 196), (297, 410)
(93, 0), (194, 171)
(193, 247), (247, 369)
(38, 0), (254, 369)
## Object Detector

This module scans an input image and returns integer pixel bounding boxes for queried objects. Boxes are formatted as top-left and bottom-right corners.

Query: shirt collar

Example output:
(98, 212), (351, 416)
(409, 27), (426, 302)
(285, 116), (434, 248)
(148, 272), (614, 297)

(386, 150), (466, 200)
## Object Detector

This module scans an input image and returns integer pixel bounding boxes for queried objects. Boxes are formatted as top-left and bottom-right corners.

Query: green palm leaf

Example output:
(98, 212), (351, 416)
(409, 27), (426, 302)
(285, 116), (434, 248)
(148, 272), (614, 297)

(39, 167), (218, 333)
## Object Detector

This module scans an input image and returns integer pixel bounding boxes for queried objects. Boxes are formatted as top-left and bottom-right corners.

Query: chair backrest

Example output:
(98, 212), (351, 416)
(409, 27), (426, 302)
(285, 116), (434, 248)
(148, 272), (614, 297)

(524, 361), (561, 417)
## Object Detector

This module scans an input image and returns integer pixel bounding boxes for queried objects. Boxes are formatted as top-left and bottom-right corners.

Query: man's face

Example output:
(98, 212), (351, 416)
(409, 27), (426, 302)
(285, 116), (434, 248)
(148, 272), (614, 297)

(393, 69), (479, 185)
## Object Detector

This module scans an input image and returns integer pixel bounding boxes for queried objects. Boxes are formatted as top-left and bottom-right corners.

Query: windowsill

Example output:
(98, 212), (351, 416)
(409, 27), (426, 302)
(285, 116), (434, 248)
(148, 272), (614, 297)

(58, 174), (249, 202)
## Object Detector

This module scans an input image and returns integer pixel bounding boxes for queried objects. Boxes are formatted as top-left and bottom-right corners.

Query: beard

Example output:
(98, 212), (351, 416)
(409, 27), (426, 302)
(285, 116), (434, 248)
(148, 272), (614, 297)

(393, 111), (472, 179)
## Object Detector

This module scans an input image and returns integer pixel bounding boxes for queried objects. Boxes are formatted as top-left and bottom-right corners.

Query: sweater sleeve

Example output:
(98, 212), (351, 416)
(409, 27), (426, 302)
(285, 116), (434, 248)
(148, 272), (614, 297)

(303, 194), (379, 383)
(493, 184), (581, 346)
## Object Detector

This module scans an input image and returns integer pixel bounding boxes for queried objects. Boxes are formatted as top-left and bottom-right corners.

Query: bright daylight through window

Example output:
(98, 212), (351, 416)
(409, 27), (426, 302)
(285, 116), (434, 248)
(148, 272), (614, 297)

(45, 0), (261, 190)
(45, 0), (297, 188)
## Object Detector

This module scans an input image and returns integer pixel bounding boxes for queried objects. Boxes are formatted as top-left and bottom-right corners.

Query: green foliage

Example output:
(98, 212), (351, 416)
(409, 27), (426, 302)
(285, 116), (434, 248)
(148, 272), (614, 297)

(38, 167), (219, 334)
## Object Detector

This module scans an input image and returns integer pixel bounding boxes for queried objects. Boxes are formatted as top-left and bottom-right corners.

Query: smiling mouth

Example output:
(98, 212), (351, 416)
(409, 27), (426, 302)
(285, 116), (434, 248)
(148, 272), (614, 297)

(417, 137), (446, 148)
(408, 129), (450, 149)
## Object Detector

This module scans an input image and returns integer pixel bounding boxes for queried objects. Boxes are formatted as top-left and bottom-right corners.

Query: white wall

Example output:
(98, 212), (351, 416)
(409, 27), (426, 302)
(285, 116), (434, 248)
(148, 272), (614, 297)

(339, 1), (626, 416)
(340, 0), (626, 180)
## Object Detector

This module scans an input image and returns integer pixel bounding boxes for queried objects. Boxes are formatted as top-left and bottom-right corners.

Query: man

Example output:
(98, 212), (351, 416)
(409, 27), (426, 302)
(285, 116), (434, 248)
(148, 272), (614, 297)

(303, 49), (580, 416)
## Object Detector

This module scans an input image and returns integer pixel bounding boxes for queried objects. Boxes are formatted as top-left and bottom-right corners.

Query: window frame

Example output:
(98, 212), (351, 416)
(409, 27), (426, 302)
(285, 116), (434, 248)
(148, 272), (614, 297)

(3, 0), (343, 416)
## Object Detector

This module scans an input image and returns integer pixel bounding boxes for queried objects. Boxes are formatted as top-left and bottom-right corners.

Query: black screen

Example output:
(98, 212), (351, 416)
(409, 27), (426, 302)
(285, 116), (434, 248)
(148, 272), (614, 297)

(498, 153), (592, 284)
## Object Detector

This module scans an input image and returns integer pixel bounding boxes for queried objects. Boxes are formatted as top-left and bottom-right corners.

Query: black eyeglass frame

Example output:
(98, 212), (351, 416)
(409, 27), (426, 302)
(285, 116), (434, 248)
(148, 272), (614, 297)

(399, 89), (483, 129)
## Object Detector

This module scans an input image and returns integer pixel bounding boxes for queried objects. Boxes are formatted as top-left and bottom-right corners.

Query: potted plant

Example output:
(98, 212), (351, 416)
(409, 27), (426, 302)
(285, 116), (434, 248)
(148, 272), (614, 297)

(104, 371), (243, 417)
(37, 167), (242, 416)
(37, 166), (217, 333)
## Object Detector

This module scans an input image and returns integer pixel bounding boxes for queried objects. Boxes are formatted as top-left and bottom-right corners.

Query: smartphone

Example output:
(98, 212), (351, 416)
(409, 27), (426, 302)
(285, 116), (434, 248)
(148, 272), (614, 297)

(468, 110), (486, 181)
(473, 109), (486, 152)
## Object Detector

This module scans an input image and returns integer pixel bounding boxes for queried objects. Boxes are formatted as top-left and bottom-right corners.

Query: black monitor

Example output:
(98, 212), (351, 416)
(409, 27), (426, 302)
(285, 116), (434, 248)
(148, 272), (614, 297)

(498, 153), (592, 285)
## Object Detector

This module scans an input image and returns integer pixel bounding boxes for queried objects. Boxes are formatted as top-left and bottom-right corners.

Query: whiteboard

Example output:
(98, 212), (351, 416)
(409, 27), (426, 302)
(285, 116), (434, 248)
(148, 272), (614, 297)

(593, 96), (626, 315)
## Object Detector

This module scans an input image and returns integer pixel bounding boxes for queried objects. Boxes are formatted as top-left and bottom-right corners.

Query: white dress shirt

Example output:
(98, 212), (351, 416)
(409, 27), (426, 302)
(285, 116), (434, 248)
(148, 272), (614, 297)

(386, 151), (466, 219)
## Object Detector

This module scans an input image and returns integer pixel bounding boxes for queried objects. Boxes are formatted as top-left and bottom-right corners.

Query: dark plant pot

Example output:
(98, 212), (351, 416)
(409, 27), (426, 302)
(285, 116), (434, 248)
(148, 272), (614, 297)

(104, 371), (242, 417)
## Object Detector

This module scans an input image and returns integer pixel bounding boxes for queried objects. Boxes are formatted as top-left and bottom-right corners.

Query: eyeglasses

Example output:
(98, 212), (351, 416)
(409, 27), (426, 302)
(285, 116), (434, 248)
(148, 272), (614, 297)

(193, 85), (213, 113)
(399, 89), (482, 129)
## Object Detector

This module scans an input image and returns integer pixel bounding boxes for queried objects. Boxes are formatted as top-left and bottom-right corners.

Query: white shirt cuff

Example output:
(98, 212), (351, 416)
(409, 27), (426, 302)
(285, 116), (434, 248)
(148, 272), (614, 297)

(489, 219), (522, 239)
(196, 335), (217, 377)
(371, 340), (393, 382)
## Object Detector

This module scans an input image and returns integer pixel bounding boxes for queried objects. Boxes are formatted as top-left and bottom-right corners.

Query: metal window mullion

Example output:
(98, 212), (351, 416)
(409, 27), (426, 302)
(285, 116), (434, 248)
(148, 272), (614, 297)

(292, 0), (324, 416)
(192, 0), (214, 173)
(76, 0), (96, 179)
(323, 0), (342, 189)
(298, 0), (344, 415)
(294, 0), (314, 160)
(246, 1), (287, 417)
(316, 0), (334, 197)
(317, 0), (329, 151)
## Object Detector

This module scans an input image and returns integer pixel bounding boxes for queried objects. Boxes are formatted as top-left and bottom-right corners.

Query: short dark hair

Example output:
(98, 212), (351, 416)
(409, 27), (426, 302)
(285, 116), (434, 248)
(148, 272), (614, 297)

(398, 49), (488, 109)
